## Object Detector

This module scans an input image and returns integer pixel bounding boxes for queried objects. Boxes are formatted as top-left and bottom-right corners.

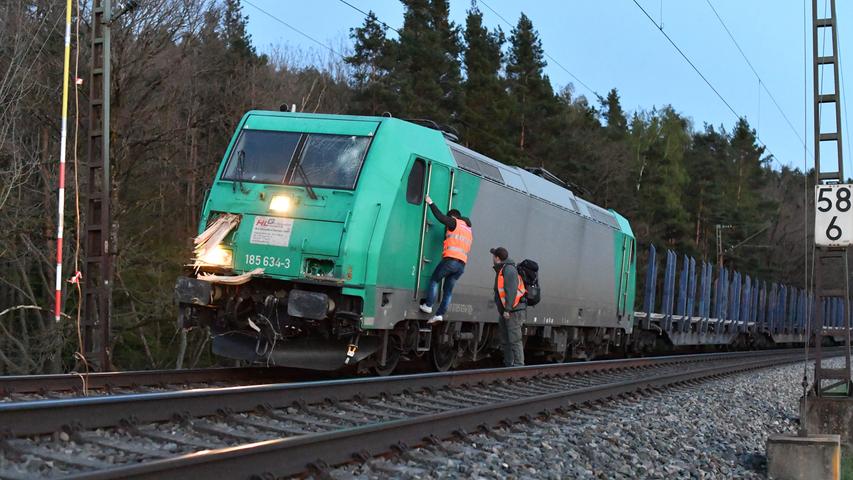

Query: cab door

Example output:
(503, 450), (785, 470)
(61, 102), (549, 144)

(616, 236), (634, 318)
(414, 161), (453, 297)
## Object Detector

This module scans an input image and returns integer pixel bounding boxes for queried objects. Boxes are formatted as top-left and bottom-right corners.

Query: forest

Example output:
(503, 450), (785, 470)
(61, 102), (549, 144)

(0, 0), (812, 373)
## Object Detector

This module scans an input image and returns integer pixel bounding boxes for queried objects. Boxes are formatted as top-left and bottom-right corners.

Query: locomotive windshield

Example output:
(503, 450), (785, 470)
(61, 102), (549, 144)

(221, 129), (370, 189)
(222, 130), (301, 184)
(291, 134), (370, 189)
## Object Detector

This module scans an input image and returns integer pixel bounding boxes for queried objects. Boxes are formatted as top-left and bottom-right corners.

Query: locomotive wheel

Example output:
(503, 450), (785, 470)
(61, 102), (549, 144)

(372, 336), (402, 376)
(431, 325), (456, 372)
(550, 351), (567, 363)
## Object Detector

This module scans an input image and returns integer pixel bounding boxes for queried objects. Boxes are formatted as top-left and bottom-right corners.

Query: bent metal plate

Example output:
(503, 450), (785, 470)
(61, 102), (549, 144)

(250, 216), (294, 247)
(815, 184), (853, 247)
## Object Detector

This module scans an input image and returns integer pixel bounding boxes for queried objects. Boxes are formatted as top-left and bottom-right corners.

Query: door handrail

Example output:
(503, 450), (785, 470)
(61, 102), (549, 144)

(414, 162), (433, 298)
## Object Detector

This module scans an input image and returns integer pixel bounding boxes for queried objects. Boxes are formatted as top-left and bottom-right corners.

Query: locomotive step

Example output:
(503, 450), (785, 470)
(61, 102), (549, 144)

(417, 327), (432, 352)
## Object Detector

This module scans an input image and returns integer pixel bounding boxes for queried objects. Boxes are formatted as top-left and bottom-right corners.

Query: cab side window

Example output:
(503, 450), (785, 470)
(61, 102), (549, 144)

(406, 159), (426, 204)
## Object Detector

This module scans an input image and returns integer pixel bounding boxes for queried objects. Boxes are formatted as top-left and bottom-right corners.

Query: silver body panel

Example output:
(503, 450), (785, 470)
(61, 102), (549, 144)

(372, 176), (624, 331)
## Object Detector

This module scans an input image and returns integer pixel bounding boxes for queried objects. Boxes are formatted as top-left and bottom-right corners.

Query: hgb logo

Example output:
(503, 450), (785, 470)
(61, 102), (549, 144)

(255, 217), (276, 227)
(815, 184), (853, 246)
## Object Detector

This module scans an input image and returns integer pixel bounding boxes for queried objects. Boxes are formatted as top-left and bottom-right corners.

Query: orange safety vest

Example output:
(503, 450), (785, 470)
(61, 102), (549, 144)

(498, 267), (527, 309)
(442, 221), (473, 263)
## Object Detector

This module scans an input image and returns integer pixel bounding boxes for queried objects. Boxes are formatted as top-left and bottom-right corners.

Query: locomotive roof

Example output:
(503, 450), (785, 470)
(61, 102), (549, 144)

(445, 140), (619, 229)
(238, 111), (620, 229)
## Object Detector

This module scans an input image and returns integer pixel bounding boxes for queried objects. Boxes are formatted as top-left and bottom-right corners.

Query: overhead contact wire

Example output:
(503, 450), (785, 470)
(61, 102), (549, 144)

(704, 0), (813, 159)
(477, 0), (600, 99)
(632, 0), (783, 167)
(242, 0), (345, 59)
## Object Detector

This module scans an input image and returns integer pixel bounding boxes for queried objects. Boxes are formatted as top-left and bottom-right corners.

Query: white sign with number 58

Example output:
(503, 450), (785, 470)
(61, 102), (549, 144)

(815, 184), (853, 246)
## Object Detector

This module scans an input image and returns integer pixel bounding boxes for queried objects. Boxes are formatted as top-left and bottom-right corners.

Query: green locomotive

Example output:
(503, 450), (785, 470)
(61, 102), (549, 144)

(175, 111), (637, 372)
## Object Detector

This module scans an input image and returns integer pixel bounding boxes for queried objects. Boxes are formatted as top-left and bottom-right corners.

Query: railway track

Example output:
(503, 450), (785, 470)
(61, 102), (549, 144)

(0, 366), (334, 402)
(0, 349), (832, 479)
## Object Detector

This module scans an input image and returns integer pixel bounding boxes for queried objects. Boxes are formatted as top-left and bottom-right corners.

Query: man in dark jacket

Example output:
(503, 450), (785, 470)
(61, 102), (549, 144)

(419, 195), (473, 324)
(491, 247), (526, 367)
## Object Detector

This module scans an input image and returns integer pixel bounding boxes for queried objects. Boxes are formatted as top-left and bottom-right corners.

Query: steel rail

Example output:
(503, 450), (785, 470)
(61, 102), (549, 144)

(58, 349), (825, 479)
(0, 366), (328, 396)
(0, 349), (826, 438)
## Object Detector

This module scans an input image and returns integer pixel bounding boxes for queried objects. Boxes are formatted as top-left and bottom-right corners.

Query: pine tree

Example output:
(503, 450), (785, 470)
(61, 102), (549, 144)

(505, 13), (556, 159)
(391, 0), (462, 126)
(730, 118), (768, 209)
(547, 87), (602, 190)
(222, 0), (256, 62)
(685, 124), (731, 257)
(723, 118), (773, 273)
(459, 4), (510, 158)
(346, 12), (396, 115)
(431, 0), (463, 122)
(548, 87), (633, 209)
(601, 88), (628, 139)
(629, 107), (691, 247)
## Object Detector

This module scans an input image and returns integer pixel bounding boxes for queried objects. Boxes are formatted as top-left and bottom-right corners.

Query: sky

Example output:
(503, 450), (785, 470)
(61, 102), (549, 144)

(243, 0), (853, 173)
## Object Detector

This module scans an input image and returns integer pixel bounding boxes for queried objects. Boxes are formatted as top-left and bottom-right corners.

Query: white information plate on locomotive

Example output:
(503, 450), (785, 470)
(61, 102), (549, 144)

(250, 216), (293, 247)
(815, 184), (853, 246)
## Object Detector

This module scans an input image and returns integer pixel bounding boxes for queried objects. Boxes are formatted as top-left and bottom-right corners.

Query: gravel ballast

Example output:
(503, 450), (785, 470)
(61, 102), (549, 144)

(327, 358), (834, 480)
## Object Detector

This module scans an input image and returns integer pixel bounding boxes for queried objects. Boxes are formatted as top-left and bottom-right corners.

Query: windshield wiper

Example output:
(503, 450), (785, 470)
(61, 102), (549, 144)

(294, 161), (318, 200)
(234, 150), (250, 194)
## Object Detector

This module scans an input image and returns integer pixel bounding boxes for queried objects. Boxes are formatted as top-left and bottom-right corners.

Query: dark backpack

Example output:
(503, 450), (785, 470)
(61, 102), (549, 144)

(517, 259), (541, 307)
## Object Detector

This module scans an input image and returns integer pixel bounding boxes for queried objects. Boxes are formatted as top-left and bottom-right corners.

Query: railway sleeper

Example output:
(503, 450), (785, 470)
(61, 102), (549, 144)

(335, 402), (408, 421)
(411, 393), (471, 409)
(436, 390), (494, 405)
(485, 383), (531, 398)
(128, 424), (221, 450)
(360, 400), (426, 417)
(186, 418), (266, 443)
(463, 383), (522, 398)
(2, 439), (113, 470)
(294, 403), (365, 425)
(391, 397), (453, 413)
(226, 414), (311, 436)
(263, 411), (336, 431)
(71, 431), (174, 459)
(451, 386), (514, 402)
(502, 381), (555, 396)
(0, 466), (36, 480)
(535, 377), (578, 390)
(351, 394), (428, 417)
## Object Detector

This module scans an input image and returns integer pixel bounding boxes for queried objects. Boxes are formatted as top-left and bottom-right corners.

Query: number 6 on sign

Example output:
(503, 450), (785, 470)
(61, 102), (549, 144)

(815, 184), (853, 246)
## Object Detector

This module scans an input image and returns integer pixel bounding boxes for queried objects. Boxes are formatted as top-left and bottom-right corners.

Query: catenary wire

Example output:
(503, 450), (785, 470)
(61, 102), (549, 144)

(705, 0), (813, 160)
(477, 0), (600, 99)
(632, 0), (783, 167)
(242, 0), (345, 59)
(336, 0), (401, 35)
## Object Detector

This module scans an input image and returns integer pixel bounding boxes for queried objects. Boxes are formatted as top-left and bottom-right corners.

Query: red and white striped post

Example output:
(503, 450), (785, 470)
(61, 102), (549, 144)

(55, 0), (73, 323)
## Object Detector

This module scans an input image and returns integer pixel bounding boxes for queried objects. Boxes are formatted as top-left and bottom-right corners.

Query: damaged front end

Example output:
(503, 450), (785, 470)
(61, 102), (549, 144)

(176, 275), (375, 370)
(176, 213), (374, 370)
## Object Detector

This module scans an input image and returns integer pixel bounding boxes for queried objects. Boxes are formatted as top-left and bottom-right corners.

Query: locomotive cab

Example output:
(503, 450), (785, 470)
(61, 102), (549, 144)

(176, 112), (388, 369)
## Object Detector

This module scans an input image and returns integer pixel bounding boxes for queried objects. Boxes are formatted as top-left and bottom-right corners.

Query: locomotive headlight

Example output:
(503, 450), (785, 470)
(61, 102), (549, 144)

(270, 195), (292, 213)
(199, 244), (232, 266)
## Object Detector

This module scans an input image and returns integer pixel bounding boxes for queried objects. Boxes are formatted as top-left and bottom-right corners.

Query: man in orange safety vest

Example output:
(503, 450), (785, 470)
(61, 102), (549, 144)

(419, 195), (472, 324)
(491, 246), (526, 367)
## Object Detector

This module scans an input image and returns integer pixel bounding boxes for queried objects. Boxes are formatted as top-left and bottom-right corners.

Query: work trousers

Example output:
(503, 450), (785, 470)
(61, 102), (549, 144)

(424, 258), (465, 316)
(498, 309), (525, 367)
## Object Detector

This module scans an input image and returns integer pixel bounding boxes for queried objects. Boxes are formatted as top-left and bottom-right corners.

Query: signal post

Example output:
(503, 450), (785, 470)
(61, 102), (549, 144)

(767, 1), (848, 479)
